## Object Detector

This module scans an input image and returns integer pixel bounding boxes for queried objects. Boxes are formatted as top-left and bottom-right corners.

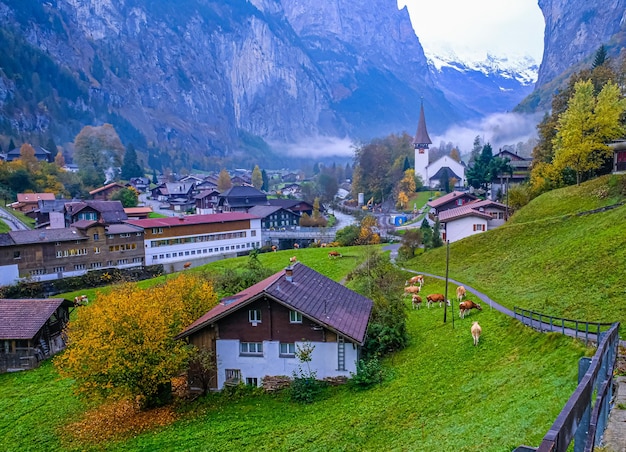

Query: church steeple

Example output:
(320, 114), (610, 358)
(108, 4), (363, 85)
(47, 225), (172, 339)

(413, 100), (432, 153)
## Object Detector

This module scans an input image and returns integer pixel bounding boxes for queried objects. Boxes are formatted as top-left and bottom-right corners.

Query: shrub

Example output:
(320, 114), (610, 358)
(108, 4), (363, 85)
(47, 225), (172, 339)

(289, 376), (325, 404)
(349, 358), (384, 390)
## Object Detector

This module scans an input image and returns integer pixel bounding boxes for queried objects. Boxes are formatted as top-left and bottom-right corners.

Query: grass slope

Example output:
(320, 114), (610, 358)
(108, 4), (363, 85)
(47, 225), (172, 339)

(406, 174), (626, 330)
(0, 278), (588, 452)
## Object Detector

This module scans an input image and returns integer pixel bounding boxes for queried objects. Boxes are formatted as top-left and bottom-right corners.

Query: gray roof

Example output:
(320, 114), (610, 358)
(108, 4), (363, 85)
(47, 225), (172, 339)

(106, 223), (144, 234)
(8, 228), (86, 244)
(0, 298), (68, 339)
(65, 200), (128, 223)
(248, 205), (295, 218)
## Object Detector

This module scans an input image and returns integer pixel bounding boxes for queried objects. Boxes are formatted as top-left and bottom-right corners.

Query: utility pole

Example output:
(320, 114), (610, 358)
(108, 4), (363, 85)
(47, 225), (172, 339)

(444, 240), (450, 323)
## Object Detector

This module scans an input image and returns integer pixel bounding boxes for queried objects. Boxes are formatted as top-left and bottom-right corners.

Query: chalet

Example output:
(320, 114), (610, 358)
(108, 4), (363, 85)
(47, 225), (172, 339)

(10, 193), (56, 214)
(267, 199), (322, 216)
(427, 191), (478, 216)
(195, 190), (220, 215)
(177, 262), (373, 390)
(218, 186), (267, 212)
(489, 150), (532, 200)
(125, 212), (261, 269)
(281, 183), (302, 197)
(123, 206), (153, 220)
(231, 175), (252, 186)
(248, 205), (301, 229)
(0, 298), (73, 373)
(128, 177), (150, 192)
(438, 199), (508, 243)
(89, 182), (126, 201)
(0, 221), (144, 284)
(64, 200), (128, 227)
(610, 140), (626, 173)
(35, 199), (72, 229)
(195, 179), (219, 193)
(5, 146), (53, 163)
(151, 182), (196, 211)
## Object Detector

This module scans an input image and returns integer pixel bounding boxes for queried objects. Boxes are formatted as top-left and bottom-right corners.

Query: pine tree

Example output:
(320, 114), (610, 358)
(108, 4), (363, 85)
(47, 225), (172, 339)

(121, 143), (143, 180)
(152, 169), (158, 185)
(8, 138), (16, 151)
(261, 169), (269, 191)
(45, 137), (58, 159)
(430, 219), (444, 248)
(592, 45), (607, 69)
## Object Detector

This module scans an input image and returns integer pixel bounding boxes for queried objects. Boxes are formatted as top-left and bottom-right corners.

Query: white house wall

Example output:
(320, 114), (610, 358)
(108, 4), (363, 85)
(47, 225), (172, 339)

(444, 216), (488, 243)
(427, 156), (466, 188)
(215, 339), (358, 389)
(0, 264), (19, 285)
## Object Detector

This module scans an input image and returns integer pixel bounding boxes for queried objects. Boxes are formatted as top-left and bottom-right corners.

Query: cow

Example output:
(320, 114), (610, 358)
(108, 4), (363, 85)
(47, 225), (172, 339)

(406, 275), (424, 287)
(459, 300), (482, 319)
(471, 322), (482, 346)
(271, 245), (277, 252)
(328, 251), (342, 259)
(74, 295), (88, 306)
(293, 243), (300, 249)
(456, 285), (466, 302)
(404, 285), (421, 296)
(289, 256), (297, 264)
(183, 262), (192, 269)
(426, 293), (450, 308)
(412, 294), (422, 309)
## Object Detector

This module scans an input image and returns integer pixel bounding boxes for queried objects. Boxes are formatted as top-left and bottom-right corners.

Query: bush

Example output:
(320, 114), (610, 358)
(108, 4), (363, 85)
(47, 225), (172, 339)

(289, 376), (325, 403)
(349, 358), (384, 390)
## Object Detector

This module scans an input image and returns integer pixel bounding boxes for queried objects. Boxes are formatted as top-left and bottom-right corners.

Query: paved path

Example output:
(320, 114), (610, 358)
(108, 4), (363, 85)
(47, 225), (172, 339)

(0, 207), (30, 231)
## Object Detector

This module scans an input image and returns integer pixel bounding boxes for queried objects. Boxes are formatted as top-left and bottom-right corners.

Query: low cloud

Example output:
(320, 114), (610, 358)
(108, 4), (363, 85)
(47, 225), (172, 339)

(275, 136), (355, 159)
(431, 111), (543, 153)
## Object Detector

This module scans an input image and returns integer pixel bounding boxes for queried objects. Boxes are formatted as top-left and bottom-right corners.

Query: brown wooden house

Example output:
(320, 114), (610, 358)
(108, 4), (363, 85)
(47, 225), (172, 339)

(0, 298), (73, 372)
(177, 262), (373, 391)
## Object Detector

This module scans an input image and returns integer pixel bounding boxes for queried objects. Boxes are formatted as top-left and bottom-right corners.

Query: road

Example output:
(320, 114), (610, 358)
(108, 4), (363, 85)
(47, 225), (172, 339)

(0, 207), (30, 231)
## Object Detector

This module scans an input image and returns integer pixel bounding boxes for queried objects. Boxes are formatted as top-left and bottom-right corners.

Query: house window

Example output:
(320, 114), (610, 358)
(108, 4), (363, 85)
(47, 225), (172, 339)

(30, 269), (45, 276)
(289, 310), (302, 323)
(152, 227), (163, 234)
(246, 377), (258, 387)
(119, 233), (131, 238)
(280, 343), (296, 357)
(249, 309), (262, 323)
(132, 257), (143, 263)
(251, 230), (256, 237)
(225, 369), (241, 385)
(456, 199), (463, 206)
(53, 266), (65, 273)
(91, 262), (102, 269)
(74, 264), (86, 270)
(13, 251), (20, 259)
(93, 233), (99, 241)
(473, 224), (486, 232)
(118, 259), (128, 265)
(94, 247), (101, 254)
(240, 342), (263, 355)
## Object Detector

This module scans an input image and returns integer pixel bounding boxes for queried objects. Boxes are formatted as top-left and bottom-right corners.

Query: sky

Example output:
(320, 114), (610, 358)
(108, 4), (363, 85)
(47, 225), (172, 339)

(397, 0), (545, 62)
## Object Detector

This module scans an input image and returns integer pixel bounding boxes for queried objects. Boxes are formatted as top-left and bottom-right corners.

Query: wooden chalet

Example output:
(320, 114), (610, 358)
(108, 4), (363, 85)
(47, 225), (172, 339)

(0, 298), (73, 373)
(10, 193), (56, 214)
(427, 191), (478, 216)
(177, 262), (373, 391)
(89, 182), (126, 201)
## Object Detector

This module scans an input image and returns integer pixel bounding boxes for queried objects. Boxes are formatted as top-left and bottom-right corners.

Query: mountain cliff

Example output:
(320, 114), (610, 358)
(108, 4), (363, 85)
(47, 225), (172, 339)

(0, 0), (467, 169)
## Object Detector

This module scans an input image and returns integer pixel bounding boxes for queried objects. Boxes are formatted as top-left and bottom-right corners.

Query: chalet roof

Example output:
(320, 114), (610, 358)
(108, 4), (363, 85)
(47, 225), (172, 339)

(438, 200), (507, 222)
(6, 146), (51, 160)
(37, 199), (73, 213)
(8, 228), (87, 244)
(220, 185), (266, 199)
(267, 199), (320, 212)
(427, 191), (477, 209)
(0, 298), (69, 340)
(0, 234), (15, 246)
(125, 212), (258, 229)
(248, 205), (299, 218)
(17, 193), (55, 203)
(88, 182), (125, 195)
(429, 166), (463, 181)
(178, 263), (373, 344)
(165, 182), (195, 195)
(106, 223), (144, 234)
(413, 101), (432, 147)
(65, 200), (128, 224)
(71, 219), (98, 229)
(194, 189), (220, 200)
(123, 207), (153, 215)
(494, 150), (530, 162)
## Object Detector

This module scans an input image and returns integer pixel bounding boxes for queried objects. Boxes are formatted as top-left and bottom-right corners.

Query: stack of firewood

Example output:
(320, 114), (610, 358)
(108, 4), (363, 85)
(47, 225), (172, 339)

(261, 375), (292, 392)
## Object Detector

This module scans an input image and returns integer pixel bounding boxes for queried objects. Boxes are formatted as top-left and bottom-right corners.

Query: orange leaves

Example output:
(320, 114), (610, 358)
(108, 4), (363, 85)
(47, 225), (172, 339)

(55, 273), (218, 405)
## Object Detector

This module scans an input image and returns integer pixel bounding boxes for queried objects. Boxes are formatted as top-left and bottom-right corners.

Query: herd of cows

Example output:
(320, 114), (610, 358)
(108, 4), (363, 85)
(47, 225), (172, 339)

(404, 274), (483, 346)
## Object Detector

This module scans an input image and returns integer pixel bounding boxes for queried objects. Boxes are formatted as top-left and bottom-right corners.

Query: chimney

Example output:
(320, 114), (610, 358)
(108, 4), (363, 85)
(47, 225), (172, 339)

(285, 265), (294, 283)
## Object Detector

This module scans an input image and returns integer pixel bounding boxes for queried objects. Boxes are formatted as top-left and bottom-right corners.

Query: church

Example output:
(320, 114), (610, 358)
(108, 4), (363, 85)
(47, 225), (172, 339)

(413, 103), (466, 189)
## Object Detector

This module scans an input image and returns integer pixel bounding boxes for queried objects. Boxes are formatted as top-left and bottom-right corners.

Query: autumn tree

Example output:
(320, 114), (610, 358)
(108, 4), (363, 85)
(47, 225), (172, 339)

(217, 168), (232, 191)
(356, 215), (380, 245)
(19, 144), (39, 172)
(55, 273), (218, 409)
(251, 165), (263, 190)
(317, 171), (339, 203)
(396, 191), (408, 210)
(111, 187), (139, 207)
(74, 124), (125, 187)
(397, 229), (422, 260)
(552, 79), (626, 185)
(54, 151), (66, 168)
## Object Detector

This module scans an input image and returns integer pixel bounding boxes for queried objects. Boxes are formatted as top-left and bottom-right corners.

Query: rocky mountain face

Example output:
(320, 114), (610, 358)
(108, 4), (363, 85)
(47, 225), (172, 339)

(0, 0), (470, 169)
(535, 0), (626, 90)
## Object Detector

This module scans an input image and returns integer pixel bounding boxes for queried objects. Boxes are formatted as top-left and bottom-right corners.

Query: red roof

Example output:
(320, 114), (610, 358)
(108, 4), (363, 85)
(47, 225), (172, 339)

(89, 182), (125, 195)
(438, 199), (506, 222)
(16, 193), (55, 203)
(125, 212), (259, 228)
(179, 263), (373, 344)
(0, 298), (68, 339)
(427, 191), (477, 209)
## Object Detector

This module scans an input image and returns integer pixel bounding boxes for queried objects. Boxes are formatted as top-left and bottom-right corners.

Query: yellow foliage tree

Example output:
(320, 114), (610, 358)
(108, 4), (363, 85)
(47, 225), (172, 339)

(357, 214), (381, 245)
(55, 273), (218, 409)
(396, 191), (408, 210)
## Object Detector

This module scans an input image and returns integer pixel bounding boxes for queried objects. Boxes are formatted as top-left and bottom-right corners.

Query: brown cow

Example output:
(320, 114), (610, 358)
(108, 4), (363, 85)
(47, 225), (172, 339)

(459, 300), (482, 319)
(404, 285), (421, 296)
(412, 294), (422, 309)
(289, 256), (297, 264)
(328, 251), (342, 259)
(406, 275), (424, 287)
(74, 295), (88, 306)
(456, 285), (466, 302)
(426, 293), (450, 308)
(293, 243), (300, 249)
(271, 245), (277, 252)
(183, 262), (192, 269)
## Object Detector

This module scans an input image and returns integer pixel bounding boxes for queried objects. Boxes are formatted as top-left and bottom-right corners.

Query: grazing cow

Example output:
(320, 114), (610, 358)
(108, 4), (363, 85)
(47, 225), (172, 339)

(412, 294), (422, 309)
(271, 245), (277, 252)
(459, 300), (482, 319)
(289, 256), (297, 264)
(74, 295), (88, 306)
(183, 262), (192, 269)
(293, 243), (300, 249)
(406, 275), (424, 287)
(404, 285), (421, 296)
(320, 243), (328, 248)
(426, 293), (450, 308)
(328, 251), (342, 259)
(456, 285), (466, 302)
(471, 322), (482, 346)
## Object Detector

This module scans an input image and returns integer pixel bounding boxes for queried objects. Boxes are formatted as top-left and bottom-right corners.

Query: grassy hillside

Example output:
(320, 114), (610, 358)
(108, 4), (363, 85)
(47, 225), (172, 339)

(0, 276), (588, 452)
(406, 174), (626, 329)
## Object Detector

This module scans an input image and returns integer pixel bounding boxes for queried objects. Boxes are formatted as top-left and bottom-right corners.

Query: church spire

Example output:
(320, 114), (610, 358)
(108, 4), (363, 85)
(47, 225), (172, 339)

(413, 100), (432, 151)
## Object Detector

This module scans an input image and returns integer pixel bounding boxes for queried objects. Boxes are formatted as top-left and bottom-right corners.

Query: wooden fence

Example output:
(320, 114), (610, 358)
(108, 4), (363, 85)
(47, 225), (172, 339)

(515, 320), (620, 452)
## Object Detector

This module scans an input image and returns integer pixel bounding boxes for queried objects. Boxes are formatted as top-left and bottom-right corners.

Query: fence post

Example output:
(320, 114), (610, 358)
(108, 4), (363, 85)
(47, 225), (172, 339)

(574, 357), (592, 452)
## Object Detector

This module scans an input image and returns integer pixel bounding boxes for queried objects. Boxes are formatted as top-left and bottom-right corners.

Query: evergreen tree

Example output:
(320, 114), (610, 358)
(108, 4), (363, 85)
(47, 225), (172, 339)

(152, 169), (158, 185)
(121, 143), (143, 180)
(430, 219), (444, 248)
(345, 162), (353, 181)
(45, 137), (58, 159)
(261, 169), (269, 192)
(8, 138), (16, 151)
(402, 156), (411, 172)
(313, 162), (320, 175)
(592, 45), (607, 69)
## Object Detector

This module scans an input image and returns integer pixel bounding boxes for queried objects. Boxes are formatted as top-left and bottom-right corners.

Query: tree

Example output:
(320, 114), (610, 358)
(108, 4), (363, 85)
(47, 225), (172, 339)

(335, 224), (360, 246)
(74, 124), (125, 184)
(553, 79), (626, 185)
(592, 45), (607, 69)
(55, 274), (218, 409)
(261, 169), (269, 191)
(356, 215), (380, 245)
(466, 143), (494, 190)
(45, 137), (58, 159)
(19, 144), (39, 172)
(54, 151), (66, 168)
(449, 148), (461, 163)
(8, 138), (15, 151)
(121, 143), (143, 180)
(396, 191), (409, 210)
(398, 229), (422, 260)
(217, 168), (232, 191)
(317, 172), (338, 203)
(313, 162), (320, 175)
(152, 169), (158, 185)
(111, 187), (139, 207)
(430, 219), (444, 249)
(251, 165), (263, 190)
